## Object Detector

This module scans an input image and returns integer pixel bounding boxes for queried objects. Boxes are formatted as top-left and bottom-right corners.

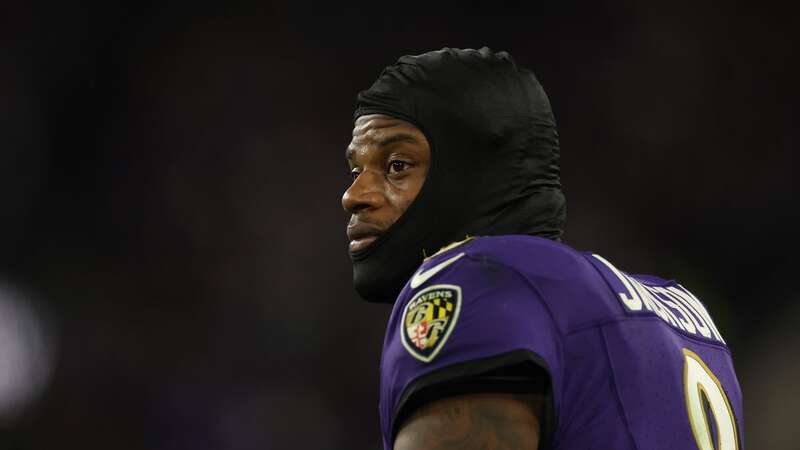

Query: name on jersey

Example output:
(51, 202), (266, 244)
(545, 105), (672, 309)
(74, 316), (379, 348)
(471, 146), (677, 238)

(592, 254), (725, 344)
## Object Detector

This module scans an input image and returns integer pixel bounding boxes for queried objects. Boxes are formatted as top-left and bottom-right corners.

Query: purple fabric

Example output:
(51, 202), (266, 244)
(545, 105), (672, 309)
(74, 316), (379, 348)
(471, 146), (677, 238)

(379, 235), (744, 449)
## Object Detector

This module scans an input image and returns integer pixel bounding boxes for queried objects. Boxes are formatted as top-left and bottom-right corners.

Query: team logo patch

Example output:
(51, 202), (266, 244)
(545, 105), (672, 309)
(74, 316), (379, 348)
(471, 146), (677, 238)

(400, 284), (462, 363)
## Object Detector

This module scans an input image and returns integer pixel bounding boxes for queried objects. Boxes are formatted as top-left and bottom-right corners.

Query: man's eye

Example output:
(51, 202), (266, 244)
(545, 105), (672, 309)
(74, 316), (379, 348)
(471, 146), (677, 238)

(388, 160), (410, 174)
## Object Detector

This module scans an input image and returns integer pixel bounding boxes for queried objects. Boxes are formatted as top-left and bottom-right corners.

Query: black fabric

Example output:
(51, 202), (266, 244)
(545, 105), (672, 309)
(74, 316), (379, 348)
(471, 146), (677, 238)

(351, 47), (566, 302)
(391, 349), (555, 449)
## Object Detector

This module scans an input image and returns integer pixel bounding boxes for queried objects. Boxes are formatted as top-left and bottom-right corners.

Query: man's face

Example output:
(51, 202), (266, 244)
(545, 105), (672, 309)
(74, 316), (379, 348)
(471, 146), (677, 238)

(342, 114), (431, 254)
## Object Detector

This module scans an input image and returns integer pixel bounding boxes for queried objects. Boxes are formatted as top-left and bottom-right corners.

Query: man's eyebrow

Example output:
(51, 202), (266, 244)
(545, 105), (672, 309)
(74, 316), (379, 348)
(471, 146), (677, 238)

(345, 132), (421, 161)
(375, 132), (421, 148)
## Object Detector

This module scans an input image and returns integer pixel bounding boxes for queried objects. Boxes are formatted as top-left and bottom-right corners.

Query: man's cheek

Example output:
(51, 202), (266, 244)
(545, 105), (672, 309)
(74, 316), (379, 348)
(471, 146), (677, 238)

(399, 197), (417, 217)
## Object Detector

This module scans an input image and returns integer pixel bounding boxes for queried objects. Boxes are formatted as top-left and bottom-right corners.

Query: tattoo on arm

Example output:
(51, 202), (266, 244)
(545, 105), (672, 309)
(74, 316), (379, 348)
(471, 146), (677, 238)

(394, 392), (543, 450)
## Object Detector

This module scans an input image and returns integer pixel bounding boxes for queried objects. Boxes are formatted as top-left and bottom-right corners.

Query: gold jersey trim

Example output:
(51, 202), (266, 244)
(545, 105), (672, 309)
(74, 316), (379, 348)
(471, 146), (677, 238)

(425, 236), (476, 261)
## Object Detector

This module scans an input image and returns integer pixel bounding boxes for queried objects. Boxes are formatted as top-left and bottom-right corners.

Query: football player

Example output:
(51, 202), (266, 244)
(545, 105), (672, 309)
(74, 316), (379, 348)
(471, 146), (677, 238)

(343, 47), (743, 450)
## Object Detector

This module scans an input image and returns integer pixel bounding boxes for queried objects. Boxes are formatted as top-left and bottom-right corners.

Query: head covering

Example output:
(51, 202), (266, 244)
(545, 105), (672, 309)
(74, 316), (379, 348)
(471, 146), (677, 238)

(350, 47), (566, 303)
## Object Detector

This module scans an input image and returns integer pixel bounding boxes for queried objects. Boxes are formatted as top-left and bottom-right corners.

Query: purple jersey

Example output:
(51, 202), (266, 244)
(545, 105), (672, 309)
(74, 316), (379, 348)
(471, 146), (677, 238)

(379, 235), (743, 450)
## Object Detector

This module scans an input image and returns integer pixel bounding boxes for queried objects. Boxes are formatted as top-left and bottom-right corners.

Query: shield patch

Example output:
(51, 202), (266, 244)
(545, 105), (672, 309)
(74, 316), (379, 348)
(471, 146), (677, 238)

(400, 284), (462, 363)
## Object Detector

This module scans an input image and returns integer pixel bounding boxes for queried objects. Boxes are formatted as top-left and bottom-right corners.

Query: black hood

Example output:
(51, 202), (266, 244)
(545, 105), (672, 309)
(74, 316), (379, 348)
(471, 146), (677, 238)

(350, 47), (566, 303)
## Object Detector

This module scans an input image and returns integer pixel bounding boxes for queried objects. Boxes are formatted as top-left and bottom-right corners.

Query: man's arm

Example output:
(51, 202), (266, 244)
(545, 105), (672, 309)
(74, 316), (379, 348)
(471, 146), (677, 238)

(394, 392), (544, 450)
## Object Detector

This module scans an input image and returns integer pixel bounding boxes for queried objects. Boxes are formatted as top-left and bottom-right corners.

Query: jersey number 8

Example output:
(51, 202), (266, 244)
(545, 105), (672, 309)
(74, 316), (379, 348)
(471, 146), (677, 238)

(682, 348), (739, 450)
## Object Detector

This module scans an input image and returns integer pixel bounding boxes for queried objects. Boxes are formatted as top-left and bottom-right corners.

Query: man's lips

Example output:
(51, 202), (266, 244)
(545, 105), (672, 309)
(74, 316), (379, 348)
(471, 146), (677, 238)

(347, 222), (384, 253)
(349, 235), (378, 253)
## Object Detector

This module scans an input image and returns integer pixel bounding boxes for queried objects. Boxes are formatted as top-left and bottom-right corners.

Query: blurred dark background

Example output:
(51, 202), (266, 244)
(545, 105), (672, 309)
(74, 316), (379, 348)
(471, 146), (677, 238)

(0, 1), (796, 449)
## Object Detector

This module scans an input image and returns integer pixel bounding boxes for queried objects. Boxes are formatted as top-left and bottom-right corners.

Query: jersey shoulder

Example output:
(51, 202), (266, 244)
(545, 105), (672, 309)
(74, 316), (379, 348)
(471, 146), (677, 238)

(427, 235), (625, 332)
(457, 234), (591, 278)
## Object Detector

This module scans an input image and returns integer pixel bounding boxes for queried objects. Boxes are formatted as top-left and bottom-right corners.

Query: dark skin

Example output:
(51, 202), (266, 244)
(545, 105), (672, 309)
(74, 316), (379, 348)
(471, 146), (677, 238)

(342, 114), (431, 253)
(342, 114), (544, 450)
(395, 393), (544, 450)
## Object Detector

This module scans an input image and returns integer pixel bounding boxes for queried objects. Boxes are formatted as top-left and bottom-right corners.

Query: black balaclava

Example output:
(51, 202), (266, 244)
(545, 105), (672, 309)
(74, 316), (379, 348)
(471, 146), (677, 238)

(351, 47), (566, 303)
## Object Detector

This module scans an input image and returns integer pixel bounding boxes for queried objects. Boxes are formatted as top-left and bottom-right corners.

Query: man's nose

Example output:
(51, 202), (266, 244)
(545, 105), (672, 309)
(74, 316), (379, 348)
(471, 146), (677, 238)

(342, 170), (384, 214)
